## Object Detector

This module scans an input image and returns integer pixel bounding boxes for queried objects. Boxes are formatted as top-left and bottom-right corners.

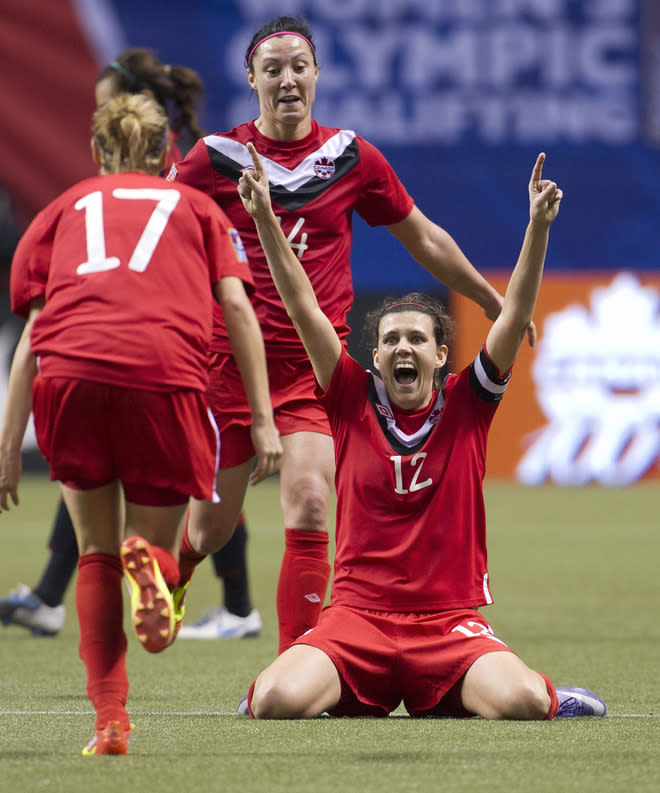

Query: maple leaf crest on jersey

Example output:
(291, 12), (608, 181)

(313, 156), (335, 179)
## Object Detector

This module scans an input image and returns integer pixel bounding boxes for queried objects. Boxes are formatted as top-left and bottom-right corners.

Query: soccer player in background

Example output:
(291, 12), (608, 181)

(169, 15), (518, 657)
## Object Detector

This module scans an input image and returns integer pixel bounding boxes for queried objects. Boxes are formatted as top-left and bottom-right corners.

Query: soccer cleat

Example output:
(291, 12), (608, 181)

(555, 687), (607, 717)
(0, 583), (65, 636)
(82, 721), (131, 756)
(237, 695), (250, 716)
(121, 537), (175, 653)
(170, 581), (190, 642)
(177, 606), (262, 639)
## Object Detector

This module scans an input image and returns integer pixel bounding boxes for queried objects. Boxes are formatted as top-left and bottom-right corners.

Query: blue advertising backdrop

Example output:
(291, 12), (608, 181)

(105, 0), (659, 289)
(1, 0), (658, 481)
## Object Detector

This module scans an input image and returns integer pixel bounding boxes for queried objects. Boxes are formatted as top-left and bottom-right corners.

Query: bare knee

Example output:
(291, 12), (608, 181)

(188, 464), (251, 554)
(462, 652), (552, 721)
(188, 505), (238, 555)
(188, 522), (234, 555)
(485, 677), (551, 720)
(251, 675), (311, 720)
(281, 474), (331, 530)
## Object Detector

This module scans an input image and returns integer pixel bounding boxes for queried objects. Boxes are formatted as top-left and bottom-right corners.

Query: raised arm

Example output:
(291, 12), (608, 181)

(484, 153), (562, 374)
(237, 142), (342, 391)
(0, 300), (43, 511)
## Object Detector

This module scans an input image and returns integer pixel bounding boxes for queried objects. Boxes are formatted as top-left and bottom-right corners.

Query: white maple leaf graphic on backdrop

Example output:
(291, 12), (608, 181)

(517, 273), (660, 486)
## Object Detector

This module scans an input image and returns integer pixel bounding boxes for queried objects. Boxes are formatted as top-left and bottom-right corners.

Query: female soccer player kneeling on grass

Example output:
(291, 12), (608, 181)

(0, 94), (279, 754)
(235, 143), (607, 721)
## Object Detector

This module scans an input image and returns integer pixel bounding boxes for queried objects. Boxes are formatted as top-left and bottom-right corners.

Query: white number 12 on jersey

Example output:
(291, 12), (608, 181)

(75, 188), (181, 275)
(390, 453), (433, 495)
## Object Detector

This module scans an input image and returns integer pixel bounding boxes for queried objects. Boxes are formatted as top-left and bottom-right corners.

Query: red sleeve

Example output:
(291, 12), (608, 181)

(353, 137), (414, 228)
(10, 199), (62, 318)
(315, 349), (367, 432)
(200, 200), (254, 295)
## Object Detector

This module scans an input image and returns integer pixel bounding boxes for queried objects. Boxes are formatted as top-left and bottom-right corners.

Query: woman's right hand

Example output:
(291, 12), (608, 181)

(0, 447), (22, 512)
(248, 415), (283, 485)
(238, 142), (274, 220)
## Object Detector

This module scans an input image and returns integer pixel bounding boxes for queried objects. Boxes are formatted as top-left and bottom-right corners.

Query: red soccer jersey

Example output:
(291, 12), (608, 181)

(167, 120), (414, 356)
(317, 348), (511, 612)
(11, 171), (251, 391)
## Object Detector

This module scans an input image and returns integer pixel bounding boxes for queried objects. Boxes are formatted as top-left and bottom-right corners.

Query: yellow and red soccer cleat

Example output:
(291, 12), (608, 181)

(82, 721), (131, 756)
(121, 536), (175, 653)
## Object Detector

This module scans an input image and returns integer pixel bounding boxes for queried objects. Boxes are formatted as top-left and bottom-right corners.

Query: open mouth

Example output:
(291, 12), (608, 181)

(279, 95), (300, 105)
(394, 362), (417, 385)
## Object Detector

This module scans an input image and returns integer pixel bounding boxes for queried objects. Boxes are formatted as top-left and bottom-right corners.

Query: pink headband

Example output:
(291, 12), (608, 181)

(247, 31), (316, 66)
(386, 302), (429, 311)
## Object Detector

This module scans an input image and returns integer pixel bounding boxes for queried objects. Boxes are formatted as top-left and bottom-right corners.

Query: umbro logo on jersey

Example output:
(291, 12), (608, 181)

(313, 156), (335, 179)
(429, 408), (442, 423)
(376, 403), (394, 420)
(304, 593), (321, 603)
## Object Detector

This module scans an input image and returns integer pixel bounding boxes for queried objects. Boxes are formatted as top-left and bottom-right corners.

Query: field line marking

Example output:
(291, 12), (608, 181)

(0, 710), (236, 716)
(0, 710), (658, 718)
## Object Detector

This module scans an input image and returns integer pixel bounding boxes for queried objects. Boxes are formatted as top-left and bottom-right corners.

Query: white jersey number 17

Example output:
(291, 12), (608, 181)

(75, 188), (181, 275)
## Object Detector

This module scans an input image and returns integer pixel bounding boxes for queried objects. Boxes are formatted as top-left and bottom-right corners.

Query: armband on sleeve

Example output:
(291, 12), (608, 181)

(469, 346), (511, 403)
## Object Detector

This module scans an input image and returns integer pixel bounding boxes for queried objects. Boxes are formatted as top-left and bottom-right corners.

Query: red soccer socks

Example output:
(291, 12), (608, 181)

(276, 529), (331, 654)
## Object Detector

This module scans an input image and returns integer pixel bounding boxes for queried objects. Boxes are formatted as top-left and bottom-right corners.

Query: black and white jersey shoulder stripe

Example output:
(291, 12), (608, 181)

(469, 347), (511, 403)
(203, 131), (360, 212)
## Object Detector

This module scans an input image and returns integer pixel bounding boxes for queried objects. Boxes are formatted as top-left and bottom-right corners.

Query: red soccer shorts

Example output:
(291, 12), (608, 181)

(32, 376), (219, 503)
(292, 604), (515, 717)
(206, 351), (331, 468)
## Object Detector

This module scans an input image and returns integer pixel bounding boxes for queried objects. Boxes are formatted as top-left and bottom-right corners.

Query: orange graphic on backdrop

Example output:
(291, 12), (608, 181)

(450, 272), (660, 483)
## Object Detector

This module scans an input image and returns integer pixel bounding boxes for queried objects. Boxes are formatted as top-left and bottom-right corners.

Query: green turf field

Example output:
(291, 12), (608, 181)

(0, 474), (658, 792)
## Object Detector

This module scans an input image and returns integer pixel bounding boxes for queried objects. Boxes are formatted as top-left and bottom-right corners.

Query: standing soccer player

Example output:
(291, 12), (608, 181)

(0, 94), (278, 754)
(0, 47), (266, 642)
(169, 15), (516, 655)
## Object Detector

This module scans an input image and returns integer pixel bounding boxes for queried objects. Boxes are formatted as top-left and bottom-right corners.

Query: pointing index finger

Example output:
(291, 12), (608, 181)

(530, 152), (546, 190)
(246, 141), (263, 176)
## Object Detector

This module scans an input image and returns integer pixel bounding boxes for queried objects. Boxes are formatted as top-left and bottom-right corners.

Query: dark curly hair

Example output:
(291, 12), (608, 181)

(97, 47), (204, 141)
(364, 290), (454, 347)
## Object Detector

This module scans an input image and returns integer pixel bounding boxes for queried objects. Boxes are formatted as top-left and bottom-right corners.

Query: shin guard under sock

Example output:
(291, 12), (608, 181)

(77, 553), (129, 730)
(178, 521), (207, 587)
(276, 529), (330, 655)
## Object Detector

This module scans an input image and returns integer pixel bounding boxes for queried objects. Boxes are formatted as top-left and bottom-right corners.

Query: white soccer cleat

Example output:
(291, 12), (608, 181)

(178, 606), (262, 639)
(0, 583), (66, 636)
